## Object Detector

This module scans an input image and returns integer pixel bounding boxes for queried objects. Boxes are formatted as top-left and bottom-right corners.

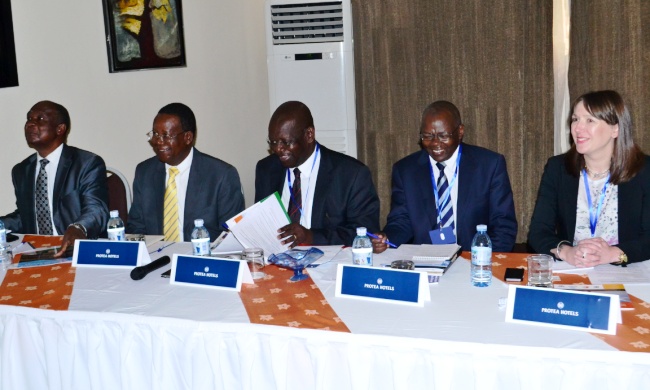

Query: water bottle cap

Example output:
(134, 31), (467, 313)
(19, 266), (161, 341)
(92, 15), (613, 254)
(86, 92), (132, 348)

(356, 227), (367, 236)
(194, 219), (204, 227)
(476, 224), (487, 232)
(110, 210), (119, 218)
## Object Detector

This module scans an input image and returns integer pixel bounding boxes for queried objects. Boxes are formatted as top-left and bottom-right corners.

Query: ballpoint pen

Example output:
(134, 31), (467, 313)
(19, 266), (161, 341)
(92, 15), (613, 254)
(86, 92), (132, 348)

(366, 232), (398, 248)
(149, 242), (174, 254)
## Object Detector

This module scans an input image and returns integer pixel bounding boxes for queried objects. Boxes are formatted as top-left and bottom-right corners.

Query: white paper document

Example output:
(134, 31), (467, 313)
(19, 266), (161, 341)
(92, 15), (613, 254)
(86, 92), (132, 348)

(225, 192), (291, 256)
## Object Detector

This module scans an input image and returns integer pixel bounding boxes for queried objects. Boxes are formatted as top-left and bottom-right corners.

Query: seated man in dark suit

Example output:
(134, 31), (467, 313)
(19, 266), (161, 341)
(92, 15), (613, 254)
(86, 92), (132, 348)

(127, 103), (244, 241)
(372, 100), (517, 253)
(1, 100), (109, 254)
(255, 100), (380, 246)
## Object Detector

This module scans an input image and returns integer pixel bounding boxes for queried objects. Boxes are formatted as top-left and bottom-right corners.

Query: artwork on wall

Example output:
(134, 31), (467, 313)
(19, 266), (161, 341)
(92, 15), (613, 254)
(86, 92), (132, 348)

(0, 0), (19, 88)
(102, 0), (186, 73)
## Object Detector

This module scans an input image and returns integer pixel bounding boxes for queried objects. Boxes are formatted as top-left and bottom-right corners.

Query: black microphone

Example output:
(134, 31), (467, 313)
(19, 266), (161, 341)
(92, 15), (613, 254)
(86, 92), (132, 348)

(130, 256), (171, 280)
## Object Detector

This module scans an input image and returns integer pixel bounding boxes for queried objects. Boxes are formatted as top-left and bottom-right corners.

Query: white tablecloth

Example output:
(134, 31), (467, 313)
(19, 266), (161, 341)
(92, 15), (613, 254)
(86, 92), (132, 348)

(1, 242), (650, 390)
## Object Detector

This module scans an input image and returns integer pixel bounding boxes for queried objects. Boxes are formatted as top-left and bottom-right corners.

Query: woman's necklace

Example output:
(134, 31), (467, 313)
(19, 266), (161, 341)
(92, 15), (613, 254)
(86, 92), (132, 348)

(585, 166), (610, 179)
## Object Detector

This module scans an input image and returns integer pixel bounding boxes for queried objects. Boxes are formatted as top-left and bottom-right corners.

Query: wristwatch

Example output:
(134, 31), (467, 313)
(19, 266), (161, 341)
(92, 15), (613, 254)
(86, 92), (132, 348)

(613, 251), (628, 267)
(68, 222), (87, 237)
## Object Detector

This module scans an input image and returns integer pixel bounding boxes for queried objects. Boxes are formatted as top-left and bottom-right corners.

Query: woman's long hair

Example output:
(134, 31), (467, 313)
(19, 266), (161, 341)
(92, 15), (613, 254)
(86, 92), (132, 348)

(565, 90), (645, 184)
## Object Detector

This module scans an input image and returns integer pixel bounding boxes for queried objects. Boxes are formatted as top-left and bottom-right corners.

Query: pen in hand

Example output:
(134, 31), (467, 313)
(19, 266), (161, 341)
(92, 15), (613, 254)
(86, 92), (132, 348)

(366, 232), (398, 248)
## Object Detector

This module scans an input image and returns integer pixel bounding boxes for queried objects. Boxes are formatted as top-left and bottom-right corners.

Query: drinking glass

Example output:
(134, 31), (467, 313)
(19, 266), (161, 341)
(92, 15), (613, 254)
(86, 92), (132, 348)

(243, 247), (265, 280)
(527, 254), (553, 287)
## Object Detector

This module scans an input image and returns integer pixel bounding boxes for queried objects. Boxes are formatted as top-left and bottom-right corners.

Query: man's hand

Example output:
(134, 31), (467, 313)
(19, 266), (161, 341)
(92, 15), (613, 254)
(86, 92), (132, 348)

(370, 232), (389, 254)
(55, 225), (86, 257)
(277, 223), (313, 248)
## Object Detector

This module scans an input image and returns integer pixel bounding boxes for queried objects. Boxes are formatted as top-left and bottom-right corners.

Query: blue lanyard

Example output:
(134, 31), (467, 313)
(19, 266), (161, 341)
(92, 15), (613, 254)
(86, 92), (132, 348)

(287, 143), (320, 225)
(582, 169), (610, 237)
(429, 145), (462, 228)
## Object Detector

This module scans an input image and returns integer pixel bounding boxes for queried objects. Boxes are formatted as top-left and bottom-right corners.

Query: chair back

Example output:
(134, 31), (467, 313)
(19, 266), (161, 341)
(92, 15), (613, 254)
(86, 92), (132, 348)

(106, 167), (132, 225)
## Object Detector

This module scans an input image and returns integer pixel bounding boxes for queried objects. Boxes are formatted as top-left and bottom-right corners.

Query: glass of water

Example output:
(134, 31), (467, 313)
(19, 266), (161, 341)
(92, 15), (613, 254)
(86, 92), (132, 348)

(243, 247), (265, 280)
(527, 254), (553, 287)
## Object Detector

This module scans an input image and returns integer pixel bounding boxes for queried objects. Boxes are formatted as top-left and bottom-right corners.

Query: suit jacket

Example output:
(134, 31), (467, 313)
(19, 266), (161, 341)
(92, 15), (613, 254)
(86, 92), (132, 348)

(255, 144), (380, 246)
(1, 144), (109, 238)
(528, 154), (650, 263)
(383, 144), (517, 252)
(127, 148), (245, 241)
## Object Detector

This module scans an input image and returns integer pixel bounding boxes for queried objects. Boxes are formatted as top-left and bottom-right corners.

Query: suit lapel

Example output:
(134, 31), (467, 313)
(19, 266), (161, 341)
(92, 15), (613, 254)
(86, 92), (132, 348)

(23, 154), (38, 231)
(456, 144), (473, 225)
(52, 145), (72, 229)
(184, 151), (202, 236)
(311, 146), (330, 226)
(153, 160), (166, 233)
(416, 151), (438, 230)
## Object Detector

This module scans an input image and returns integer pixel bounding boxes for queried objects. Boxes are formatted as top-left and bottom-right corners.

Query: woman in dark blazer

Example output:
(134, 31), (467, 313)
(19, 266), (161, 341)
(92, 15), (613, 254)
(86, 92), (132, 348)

(528, 90), (649, 265)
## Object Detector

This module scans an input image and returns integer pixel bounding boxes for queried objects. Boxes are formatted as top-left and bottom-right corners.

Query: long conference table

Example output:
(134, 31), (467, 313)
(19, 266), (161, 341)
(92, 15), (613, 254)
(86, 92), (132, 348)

(1, 239), (650, 390)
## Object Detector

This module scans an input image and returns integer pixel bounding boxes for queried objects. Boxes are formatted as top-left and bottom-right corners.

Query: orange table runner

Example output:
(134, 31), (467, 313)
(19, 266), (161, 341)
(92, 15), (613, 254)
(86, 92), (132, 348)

(0, 235), (76, 310)
(488, 252), (650, 352)
(239, 265), (350, 332)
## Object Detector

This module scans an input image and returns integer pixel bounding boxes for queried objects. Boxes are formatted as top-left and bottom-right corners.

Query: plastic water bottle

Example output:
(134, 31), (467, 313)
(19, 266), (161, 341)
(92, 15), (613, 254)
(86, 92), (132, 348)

(0, 219), (6, 249)
(471, 224), (492, 287)
(191, 219), (210, 256)
(0, 246), (10, 271)
(352, 227), (373, 266)
(107, 210), (126, 241)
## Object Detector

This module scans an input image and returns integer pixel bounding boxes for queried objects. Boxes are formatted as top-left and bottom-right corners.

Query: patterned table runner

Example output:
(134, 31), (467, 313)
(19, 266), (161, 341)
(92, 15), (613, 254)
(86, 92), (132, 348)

(0, 235), (76, 310)
(239, 264), (350, 332)
(487, 252), (650, 352)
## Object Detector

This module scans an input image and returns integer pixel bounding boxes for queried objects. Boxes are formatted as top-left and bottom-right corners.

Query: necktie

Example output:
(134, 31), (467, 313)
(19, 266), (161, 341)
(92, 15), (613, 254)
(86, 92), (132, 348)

(163, 167), (180, 242)
(35, 159), (54, 235)
(436, 162), (455, 230)
(288, 168), (302, 224)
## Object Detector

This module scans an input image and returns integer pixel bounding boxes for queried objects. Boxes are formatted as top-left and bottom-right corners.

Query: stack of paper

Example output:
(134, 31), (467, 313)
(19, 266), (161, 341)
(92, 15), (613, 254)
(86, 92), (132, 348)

(223, 192), (291, 257)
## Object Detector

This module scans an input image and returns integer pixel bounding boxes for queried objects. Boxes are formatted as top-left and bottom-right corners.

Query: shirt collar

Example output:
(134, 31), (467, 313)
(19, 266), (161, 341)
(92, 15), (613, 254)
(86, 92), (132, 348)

(166, 147), (194, 174)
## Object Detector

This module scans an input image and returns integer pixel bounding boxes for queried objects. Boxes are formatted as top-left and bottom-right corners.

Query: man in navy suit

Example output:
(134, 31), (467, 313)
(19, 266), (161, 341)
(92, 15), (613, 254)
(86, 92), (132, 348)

(255, 101), (380, 246)
(127, 103), (244, 241)
(1, 101), (109, 254)
(372, 101), (517, 253)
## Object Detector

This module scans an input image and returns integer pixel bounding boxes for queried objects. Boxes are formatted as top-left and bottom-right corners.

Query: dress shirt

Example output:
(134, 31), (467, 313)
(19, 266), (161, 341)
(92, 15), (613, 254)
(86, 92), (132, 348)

(428, 146), (460, 234)
(281, 145), (321, 229)
(165, 147), (194, 239)
(34, 143), (64, 235)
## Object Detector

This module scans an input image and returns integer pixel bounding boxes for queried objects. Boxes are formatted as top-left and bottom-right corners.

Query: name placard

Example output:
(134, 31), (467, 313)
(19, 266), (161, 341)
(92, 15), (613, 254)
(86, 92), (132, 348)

(335, 264), (430, 306)
(170, 255), (252, 291)
(72, 240), (150, 268)
(505, 285), (621, 335)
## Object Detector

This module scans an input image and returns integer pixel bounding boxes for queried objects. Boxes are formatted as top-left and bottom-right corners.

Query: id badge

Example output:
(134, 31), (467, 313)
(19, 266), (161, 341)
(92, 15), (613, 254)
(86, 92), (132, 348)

(430, 227), (456, 244)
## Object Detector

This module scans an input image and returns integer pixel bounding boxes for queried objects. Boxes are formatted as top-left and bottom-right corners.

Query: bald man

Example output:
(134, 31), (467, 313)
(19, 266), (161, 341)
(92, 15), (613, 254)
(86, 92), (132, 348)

(255, 101), (380, 247)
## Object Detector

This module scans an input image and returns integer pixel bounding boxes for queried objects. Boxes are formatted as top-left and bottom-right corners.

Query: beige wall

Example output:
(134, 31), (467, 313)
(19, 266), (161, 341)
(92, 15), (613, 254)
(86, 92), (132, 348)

(0, 1), (270, 215)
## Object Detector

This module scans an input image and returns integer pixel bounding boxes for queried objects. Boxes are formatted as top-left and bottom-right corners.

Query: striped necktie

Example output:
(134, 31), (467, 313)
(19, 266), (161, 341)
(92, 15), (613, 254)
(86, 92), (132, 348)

(163, 167), (181, 242)
(436, 162), (455, 230)
(288, 168), (302, 224)
(35, 158), (53, 235)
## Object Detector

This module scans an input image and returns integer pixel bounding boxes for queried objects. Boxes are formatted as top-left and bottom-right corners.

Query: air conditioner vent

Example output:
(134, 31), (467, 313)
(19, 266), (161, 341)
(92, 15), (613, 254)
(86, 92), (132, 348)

(270, 2), (343, 45)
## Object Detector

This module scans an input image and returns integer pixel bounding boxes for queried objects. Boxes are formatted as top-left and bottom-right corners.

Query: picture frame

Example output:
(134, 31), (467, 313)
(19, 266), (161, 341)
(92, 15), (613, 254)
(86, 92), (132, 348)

(101, 0), (186, 73)
(0, 0), (19, 88)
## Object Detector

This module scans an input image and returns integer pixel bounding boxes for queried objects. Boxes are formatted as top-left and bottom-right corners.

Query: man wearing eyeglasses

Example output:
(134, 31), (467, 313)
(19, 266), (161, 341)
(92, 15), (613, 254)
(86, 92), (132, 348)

(1, 101), (109, 255)
(127, 103), (244, 241)
(372, 100), (517, 253)
(255, 101), (380, 246)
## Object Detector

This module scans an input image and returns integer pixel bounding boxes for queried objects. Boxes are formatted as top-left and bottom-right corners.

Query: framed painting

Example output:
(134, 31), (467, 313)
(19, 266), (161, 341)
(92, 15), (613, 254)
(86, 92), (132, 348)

(0, 0), (19, 88)
(102, 0), (186, 72)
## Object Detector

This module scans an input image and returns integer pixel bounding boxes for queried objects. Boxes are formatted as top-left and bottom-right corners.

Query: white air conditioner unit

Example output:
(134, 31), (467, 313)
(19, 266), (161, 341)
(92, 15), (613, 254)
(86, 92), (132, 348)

(265, 0), (357, 157)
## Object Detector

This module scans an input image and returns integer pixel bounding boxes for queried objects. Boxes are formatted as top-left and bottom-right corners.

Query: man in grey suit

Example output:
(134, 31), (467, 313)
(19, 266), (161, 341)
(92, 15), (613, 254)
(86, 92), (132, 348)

(1, 100), (109, 255)
(127, 103), (244, 241)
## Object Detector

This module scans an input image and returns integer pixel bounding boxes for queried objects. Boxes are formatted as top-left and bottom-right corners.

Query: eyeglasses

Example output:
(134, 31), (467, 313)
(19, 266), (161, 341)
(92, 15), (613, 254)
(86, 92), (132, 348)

(147, 131), (185, 143)
(420, 132), (454, 142)
(267, 138), (298, 149)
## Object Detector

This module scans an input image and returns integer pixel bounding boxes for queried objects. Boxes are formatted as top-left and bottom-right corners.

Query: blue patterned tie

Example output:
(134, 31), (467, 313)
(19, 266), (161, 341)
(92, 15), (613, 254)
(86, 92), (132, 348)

(436, 162), (455, 230)
(36, 159), (53, 235)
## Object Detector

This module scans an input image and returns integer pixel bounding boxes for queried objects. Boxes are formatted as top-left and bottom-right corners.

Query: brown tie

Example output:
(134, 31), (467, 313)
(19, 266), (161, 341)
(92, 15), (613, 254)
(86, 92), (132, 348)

(288, 168), (302, 224)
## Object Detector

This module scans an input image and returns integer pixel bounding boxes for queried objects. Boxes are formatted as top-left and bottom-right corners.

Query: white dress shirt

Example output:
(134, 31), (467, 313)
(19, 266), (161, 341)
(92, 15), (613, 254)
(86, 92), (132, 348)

(34, 143), (64, 235)
(428, 145), (460, 233)
(281, 144), (321, 229)
(165, 147), (194, 240)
